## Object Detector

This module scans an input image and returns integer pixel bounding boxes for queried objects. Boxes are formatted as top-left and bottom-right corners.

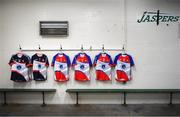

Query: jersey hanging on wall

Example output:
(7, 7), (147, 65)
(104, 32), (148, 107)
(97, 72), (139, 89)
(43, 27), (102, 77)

(31, 53), (49, 81)
(72, 53), (92, 81)
(51, 53), (71, 82)
(9, 53), (31, 82)
(93, 52), (113, 81)
(114, 53), (134, 82)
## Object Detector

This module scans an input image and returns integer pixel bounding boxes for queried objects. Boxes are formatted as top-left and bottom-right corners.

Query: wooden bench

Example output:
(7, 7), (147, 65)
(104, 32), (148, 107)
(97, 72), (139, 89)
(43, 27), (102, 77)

(0, 88), (56, 105)
(66, 89), (180, 105)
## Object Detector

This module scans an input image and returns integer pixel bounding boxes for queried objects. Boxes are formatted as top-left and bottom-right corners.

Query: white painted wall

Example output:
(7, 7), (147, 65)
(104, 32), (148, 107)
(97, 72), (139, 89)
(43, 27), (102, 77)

(0, 0), (180, 104)
(0, 0), (3, 86)
(0, 1), (3, 104)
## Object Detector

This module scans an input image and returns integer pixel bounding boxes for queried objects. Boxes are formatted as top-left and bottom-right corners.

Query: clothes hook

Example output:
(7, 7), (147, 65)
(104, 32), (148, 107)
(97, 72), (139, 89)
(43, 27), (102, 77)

(122, 44), (125, 50)
(90, 46), (92, 51)
(19, 44), (22, 50)
(122, 44), (126, 54)
(81, 44), (84, 52)
(102, 44), (105, 52)
(60, 44), (62, 50)
(38, 44), (41, 50)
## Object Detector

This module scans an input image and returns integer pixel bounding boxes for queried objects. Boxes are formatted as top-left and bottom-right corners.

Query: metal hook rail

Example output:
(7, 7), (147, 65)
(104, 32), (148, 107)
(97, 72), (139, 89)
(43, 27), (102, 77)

(20, 48), (124, 52)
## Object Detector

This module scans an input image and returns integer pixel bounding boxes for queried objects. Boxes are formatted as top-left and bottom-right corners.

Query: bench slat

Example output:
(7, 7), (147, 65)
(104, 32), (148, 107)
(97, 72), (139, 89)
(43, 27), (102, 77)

(0, 88), (56, 92)
(66, 89), (180, 93)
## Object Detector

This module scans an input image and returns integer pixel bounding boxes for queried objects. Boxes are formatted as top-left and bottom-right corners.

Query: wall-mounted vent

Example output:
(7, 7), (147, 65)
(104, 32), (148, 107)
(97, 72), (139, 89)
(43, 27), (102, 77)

(40, 21), (68, 36)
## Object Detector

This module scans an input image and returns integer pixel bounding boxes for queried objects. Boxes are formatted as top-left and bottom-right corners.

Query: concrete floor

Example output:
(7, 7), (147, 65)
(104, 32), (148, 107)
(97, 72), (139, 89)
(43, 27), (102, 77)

(0, 104), (180, 116)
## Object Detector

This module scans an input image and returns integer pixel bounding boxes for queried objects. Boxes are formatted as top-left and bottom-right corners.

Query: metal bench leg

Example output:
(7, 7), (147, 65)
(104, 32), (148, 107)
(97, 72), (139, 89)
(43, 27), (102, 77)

(169, 92), (173, 105)
(42, 91), (46, 106)
(3, 92), (7, 105)
(123, 92), (127, 105)
(76, 92), (79, 105)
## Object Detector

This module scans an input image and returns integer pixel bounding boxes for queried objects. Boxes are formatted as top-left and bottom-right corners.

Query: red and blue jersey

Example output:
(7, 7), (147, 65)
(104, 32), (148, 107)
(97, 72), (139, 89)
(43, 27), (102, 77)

(51, 53), (71, 82)
(72, 53), (92, 81)
(31, 53), (49, 81)
(93, 53), (113, 81)
(9, 53), (31, 82)
(114, 53), (134, 82)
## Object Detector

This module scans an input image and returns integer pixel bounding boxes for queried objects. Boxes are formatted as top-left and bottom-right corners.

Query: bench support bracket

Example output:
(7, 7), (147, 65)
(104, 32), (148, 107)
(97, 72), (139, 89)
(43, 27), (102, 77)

(76, 92), (79, 105)
(123, 92), (127, 105)
(3, 91), (7, 105)
(42, 91), (46, 106)
(169, 92), (173, 105)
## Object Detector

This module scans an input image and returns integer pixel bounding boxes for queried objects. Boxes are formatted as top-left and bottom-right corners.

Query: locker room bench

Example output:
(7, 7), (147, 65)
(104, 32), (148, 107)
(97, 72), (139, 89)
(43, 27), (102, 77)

(0, 88), (56, 105)
(66, 89), (180, 105)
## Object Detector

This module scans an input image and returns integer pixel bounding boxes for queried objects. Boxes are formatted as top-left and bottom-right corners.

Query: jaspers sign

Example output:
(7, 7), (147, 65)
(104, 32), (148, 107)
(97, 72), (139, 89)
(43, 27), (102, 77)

(137, 10), (180, 25)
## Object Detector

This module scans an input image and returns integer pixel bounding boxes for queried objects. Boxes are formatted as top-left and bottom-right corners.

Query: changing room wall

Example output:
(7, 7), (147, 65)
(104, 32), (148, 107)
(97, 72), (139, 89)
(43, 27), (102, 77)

(0, 0), (3, 82)
(0, 0), (180, 104)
